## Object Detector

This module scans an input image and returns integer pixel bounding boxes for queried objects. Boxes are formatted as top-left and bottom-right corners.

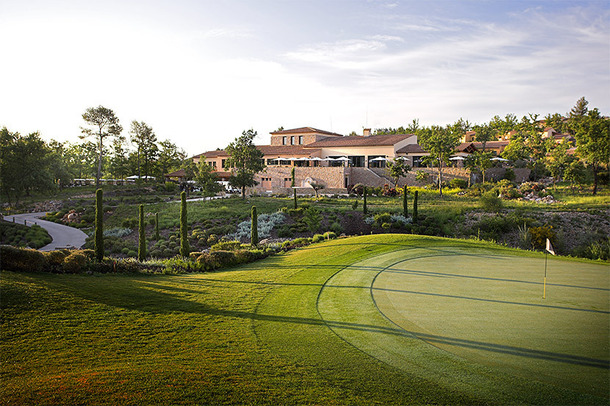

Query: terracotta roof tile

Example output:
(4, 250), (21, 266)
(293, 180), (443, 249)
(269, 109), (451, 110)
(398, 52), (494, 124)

(306, 134), (414, 148)
(270, 127), (343, 137)
(396, 144), (426, 154)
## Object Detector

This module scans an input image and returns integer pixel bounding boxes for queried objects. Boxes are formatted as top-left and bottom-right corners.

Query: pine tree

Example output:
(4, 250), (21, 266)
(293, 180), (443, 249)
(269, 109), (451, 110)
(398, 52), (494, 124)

(251, 206), (259, 246)
(138, 204), (146, 261)
(180, 191), (189, 257)
(94, 188), (104, 261)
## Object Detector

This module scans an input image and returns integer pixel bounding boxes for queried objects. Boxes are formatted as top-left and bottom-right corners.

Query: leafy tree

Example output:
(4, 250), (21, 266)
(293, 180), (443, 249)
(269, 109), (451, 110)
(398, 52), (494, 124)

(564, 159), (587, 193)
(46, 140), (73, 189)
(489, 113), (518, 137)
(130, 121), (158, 180)
(107, 135), (130, 180)
(194, 161), (222, 200)
(65, 141), (97, 179)
(546, 142), (573, 187)
(502, 135), (529, 163)
(80, 106), (123, 187)
(544, 113), (568, 134)
(472, 124), (496, 151)
(225, 129), (265, 199)
(156, 140), (186, 179)
(416, 124), (462, 197)
(472, 151), (494, 183)
(0, 129), (55, 205)
(385, 159), (411, 188)
(571, 107), (610, 194)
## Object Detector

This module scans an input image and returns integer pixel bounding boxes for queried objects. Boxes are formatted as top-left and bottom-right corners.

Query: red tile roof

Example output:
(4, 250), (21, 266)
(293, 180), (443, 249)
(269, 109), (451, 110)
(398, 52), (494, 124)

(270, 127), (343, 137)
(306, 134), (414, 148)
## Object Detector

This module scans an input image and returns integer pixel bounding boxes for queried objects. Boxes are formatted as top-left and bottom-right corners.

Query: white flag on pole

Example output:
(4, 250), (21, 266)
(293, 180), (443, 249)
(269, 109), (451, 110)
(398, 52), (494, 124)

(546, 238), (556, 256)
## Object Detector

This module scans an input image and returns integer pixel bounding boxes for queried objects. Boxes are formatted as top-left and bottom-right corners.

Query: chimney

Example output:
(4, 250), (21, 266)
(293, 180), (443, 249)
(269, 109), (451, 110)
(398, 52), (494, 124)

(363, 128), (371, 137)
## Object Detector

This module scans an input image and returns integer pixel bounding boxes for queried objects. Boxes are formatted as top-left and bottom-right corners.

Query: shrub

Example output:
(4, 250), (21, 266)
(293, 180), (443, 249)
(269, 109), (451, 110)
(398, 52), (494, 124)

(210, 241), (242, 251)
(312, 234), (325, 243)
(480, 191), (503, 212)
(529, 225), (555, 250)
(575, 238), (610, 261)
(63, 252), (87, 273)
(0, 245), (48, 272)
(329, 221), (343, 235)
(323, 231), (337, 240)
(449, 178), (468, 189)
(44, 250), (69, 269)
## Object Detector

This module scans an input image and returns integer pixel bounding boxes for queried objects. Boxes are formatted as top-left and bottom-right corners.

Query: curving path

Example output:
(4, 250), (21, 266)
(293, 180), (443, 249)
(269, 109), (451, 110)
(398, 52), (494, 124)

(3, 212), (88, 251)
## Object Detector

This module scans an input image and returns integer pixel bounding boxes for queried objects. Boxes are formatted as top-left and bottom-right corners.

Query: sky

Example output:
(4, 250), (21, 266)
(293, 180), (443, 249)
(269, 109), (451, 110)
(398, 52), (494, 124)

(1, 0), (608, 154)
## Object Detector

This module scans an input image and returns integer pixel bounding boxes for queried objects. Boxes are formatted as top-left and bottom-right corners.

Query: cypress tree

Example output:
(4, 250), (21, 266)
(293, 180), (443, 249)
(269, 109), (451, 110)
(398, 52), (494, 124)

(291, 167), (297, 209)
(138, 204), (146, 261)
(363, 186), (368, 215)
(413, 190), (419, 222)
(251, 205), (259, 246)
(403, 187), (408, 217)
(180, 191), (189, 257)
(94, 188), (104, 261)
(154, 212), (160, 240)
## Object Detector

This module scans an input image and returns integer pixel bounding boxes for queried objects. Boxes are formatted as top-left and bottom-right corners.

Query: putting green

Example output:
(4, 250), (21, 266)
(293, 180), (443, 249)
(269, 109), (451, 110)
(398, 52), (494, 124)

(316, 244), (609, 400)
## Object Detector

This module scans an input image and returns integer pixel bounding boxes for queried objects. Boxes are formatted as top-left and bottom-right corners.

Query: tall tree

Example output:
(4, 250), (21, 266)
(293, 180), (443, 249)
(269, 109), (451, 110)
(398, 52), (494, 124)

(155, 140), (185, 179)
(129, 121), (158, 180)
(80, 106), (122, 187)
(417, 124), (462, 197)
(107, 135), (130, 180)
(472, 124), (496, 151)
(193, 161), (222, 200)
(571, 107), (610, 194)
(0, 129), (55, 204)
(570, 97), (589, 118)
(385, 159), (411, 188)
(224, 129), (265, 199)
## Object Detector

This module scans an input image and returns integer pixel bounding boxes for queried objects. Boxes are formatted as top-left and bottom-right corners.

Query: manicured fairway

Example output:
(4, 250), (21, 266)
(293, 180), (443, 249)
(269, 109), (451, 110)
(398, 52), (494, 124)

(1, 235), (608, 405)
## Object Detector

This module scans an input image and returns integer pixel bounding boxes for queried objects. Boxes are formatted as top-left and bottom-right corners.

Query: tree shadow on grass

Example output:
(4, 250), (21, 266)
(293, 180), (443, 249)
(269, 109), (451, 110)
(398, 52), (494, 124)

(39, 276), (609, 370)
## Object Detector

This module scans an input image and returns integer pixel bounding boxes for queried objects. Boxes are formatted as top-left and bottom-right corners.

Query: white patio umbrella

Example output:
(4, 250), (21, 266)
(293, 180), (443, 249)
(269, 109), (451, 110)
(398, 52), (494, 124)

(491, 157), (508, 161)
(335, 157), (350, 161)
(309, 157), (322, 161)
(449, 156), (466, 160)
(370, 157), (387, 161)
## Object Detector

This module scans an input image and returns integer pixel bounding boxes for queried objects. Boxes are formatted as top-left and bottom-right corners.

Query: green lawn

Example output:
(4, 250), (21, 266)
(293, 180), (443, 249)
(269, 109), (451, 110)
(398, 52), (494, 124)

(1, 235), (608, 405)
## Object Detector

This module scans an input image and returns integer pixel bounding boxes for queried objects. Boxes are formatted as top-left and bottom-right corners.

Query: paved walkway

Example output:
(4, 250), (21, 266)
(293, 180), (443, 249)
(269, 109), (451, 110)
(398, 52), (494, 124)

(3, 212), (88, 251)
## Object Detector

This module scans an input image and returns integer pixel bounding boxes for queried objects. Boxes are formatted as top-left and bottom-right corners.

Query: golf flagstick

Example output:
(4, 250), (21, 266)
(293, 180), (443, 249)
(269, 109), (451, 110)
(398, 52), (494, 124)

(544, 238), (556, 299)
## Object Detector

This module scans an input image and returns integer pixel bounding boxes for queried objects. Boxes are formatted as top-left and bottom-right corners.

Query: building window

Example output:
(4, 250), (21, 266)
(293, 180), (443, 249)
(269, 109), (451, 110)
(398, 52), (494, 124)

(282, 136), (287, 145)
(298, 135), (304, 145)
(290, 136), (295, 145)
(221, 159), (226, 169)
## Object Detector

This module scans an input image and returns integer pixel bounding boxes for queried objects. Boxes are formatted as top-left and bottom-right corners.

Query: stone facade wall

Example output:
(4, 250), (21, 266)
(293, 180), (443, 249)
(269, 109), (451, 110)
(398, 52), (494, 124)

(348, 168), (388, 188)
(486, 167), (531, 183)
(253, 166), (347, 191)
